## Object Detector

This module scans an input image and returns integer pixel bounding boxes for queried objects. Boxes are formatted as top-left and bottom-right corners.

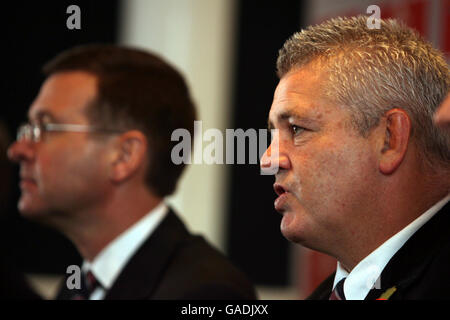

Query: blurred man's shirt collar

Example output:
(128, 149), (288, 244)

(81, 201), (168, 299)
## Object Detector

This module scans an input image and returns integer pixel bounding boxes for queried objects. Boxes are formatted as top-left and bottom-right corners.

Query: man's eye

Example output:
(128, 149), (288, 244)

(291, 125), (305, 135)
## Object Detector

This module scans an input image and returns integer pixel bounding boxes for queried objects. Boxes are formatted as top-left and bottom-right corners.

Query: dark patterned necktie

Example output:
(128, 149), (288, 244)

(70, 271), (100, 300)
(329, 278), (346, 300)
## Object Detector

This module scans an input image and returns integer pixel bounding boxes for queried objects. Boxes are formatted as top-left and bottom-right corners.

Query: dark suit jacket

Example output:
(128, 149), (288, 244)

(308, 201), (450, 300)
(57, 209), (256, 300)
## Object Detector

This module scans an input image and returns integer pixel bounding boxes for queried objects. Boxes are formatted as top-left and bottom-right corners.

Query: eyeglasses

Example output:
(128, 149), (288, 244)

(16, 123), (123, 143)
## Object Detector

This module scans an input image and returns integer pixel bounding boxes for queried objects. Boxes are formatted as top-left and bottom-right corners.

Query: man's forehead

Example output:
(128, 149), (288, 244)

(28, 71), (98, 122)
(274, 74), (303, 98)
(268, 88), (326, 128)
(267, 72), (346, 130)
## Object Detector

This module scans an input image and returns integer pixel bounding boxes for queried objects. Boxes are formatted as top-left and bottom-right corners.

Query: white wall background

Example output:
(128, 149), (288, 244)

(118, 0), (237, 251)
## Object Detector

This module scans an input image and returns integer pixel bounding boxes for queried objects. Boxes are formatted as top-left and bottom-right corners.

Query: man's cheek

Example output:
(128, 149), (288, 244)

(311, 153), (349, 196)
(36, 156), (65, 194)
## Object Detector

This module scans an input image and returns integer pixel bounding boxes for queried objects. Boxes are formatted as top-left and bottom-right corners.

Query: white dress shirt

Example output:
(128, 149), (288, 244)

(81, 202), (168, 300)
(332, 194), (450, 300)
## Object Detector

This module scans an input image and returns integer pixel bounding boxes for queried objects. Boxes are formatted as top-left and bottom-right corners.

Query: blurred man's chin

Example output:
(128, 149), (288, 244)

(18, 197), (48, 219)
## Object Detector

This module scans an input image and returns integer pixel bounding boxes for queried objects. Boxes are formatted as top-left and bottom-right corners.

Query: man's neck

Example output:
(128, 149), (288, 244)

(58, 187), (162, 261)
(338, 185), (449, 272)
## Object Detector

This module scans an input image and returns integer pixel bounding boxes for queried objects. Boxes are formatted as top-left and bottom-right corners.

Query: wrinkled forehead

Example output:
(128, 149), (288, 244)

(28, 71), (98, 124)
(268, 67), (336, 129)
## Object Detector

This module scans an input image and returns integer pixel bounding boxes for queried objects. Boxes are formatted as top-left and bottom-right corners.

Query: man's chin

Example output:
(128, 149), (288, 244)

(280, 211), (296, 239)
(280, 210), (306, 244)
(18, 197), (49, 220)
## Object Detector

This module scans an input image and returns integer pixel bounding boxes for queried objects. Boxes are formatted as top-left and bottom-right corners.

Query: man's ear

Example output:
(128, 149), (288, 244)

(109, 130), (147, 183)
(379, 108), (411, 175)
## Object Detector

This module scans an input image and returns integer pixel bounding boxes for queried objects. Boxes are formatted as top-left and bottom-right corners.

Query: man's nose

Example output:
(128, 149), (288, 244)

(7, 140), (35, 163)
(260, 141), (291, 175)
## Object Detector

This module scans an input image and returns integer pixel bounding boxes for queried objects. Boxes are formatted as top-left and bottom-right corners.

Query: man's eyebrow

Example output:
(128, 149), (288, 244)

(267, 112), (295, 130)
(279, 111), (308, 122)
(267, 110), (317, 129)
(28, 110), (58, 123)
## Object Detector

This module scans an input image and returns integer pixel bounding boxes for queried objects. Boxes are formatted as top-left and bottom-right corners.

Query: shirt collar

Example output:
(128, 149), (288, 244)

(333, 194), (450, 300)
(82, 202), (168, 289)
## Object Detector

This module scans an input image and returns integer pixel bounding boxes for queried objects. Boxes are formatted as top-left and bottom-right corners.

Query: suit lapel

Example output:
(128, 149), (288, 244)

(308, 202), (450, 300)
(306, 272), (335, 300)
(365, 201), (450, 300)
(104, 209), (189, 300)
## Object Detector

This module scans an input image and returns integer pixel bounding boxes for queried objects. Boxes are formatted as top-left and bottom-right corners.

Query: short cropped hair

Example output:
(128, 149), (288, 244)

(277, 15), (450, 169)
(44, 44), (196, 196)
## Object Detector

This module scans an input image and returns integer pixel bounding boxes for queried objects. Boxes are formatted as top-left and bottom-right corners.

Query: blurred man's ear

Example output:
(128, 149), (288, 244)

(378, 108), (411, 175)
(109, 130), (148, 183)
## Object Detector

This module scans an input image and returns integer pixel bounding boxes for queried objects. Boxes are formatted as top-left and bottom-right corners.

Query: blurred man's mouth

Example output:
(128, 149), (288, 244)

(19, 175), (37, 191)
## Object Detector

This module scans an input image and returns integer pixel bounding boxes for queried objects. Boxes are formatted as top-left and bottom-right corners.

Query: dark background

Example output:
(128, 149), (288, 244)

(226, 0), (304, 285)
(1, 0), (305, 286)
(1, 1), (120, 274)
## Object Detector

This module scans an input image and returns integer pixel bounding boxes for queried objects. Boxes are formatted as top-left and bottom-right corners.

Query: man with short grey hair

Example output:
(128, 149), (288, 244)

(261, 16), (450, 300)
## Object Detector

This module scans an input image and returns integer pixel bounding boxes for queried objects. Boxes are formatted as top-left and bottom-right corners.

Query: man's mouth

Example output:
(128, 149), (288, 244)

(19, 175), (37, 190)
(274, 183), (287, 196)
(273, 183), (289, 212)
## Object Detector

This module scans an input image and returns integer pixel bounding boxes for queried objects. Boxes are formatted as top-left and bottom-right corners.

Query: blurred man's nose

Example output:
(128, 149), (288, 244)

(7, 140), (35, 163)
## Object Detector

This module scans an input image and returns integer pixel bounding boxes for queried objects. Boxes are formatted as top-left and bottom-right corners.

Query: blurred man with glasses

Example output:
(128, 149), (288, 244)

(7, 45), (256, 300)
